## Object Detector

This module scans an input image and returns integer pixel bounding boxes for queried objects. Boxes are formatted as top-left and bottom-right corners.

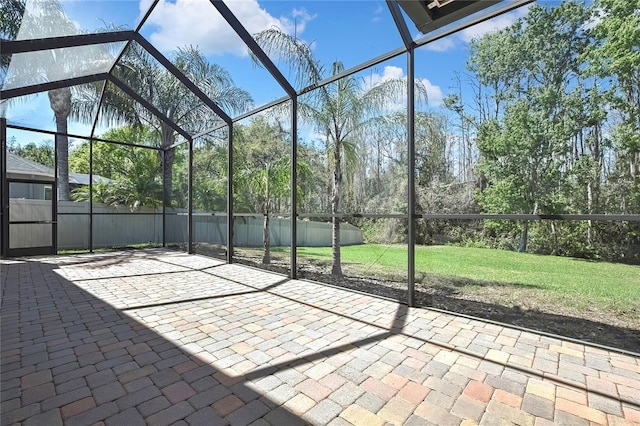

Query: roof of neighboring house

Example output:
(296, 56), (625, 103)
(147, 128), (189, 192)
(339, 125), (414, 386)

(6, 151), (55, 178)
(7, 152), (111, 184)
(69, 173), (111, 185)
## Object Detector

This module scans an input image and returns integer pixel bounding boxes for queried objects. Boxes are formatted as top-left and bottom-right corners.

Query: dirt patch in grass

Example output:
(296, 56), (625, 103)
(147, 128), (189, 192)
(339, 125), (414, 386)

(210, 247), (640, 354)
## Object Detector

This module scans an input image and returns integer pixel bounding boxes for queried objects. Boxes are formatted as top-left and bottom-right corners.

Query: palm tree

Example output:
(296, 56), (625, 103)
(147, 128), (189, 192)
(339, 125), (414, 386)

(69, 125), (163, 210)
(49, 87), (72, 200)
(234, 117), (311, 264)
(79, 45), (253, 207)
(0, 0), (26, 72)
(254, 28), (425, 276)
(239, 157), (289, 264)
(238, 157), (312, 264)
(2, 0), (108, 201)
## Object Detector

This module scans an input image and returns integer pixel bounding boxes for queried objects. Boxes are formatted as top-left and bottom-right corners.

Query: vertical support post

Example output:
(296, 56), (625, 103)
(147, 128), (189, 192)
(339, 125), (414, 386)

(0, 118), (7, 258)
(290, 97), (298, 279)
(89, 137), (94, 252)
(52, 129), (58, 254)
(227, 124), (233, 263)
(162, 149), (166, 247)
(188, 137), (193, 254)
(407, 48), (416, 307)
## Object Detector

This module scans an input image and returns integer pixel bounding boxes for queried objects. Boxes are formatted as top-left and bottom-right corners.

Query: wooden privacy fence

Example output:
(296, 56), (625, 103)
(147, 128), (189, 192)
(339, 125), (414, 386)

(7, 199), (363, 250)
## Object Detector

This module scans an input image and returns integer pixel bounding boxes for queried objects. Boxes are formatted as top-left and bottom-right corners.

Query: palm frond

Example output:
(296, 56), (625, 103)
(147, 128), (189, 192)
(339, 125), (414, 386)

(253, 27), (324, 90)
(0, 0), (26, 39)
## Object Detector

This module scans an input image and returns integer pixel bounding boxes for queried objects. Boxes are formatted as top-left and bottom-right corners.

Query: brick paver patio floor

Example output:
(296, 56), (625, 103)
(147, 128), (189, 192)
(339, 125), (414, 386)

(1, 249), (639, 425)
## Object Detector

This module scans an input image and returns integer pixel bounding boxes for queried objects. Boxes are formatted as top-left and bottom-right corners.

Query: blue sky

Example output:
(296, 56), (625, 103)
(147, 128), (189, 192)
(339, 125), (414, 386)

(4, 0), (538, 145)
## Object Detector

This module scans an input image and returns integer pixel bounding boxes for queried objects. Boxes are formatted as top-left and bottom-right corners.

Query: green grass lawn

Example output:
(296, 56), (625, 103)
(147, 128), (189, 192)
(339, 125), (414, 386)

(288, 244), (640, 314)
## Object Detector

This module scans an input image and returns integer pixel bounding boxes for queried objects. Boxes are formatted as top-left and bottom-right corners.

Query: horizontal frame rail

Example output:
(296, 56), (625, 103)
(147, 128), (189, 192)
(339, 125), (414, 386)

(57, 212), (164, 216)
(2, 31), (134, 54)
(419, 214), (640, 222)
(9, 220), (56, 224)
(6, 124), (164, 150)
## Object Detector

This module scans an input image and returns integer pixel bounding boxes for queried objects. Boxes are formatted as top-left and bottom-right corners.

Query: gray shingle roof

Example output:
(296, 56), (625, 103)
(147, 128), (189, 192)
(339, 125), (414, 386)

(6, 151), (55, 176)
(7, 152), (111, 184)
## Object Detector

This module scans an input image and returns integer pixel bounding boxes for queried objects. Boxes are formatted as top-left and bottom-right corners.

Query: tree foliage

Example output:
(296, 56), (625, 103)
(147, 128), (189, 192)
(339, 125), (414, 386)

(69, 126), (162, 210)
(2, 0), (86, 201)
(7, 138), (54, 168)
(460, 0), (640, 261)
(233, 117), (311, 264)
(74, 44), (253, 207)
(254, 27), (425, 275)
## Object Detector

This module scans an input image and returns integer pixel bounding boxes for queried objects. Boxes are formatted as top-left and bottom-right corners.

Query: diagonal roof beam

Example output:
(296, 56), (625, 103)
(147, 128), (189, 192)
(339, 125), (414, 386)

(299, 46), (407, 96)
(2, 72), (192, 145)
(1, 73), (109, 99)
(387, 0), (414, 50)
(136, 0), (159, 33)
(297, 0), (534, 97)
(108, 75), (191, 141)
(1, 31), (232, 126)
(209, 0), (296, 99)
(1, 31), (134, 54)
(133, 33), (232, 125)
(89, 1), (159, 142)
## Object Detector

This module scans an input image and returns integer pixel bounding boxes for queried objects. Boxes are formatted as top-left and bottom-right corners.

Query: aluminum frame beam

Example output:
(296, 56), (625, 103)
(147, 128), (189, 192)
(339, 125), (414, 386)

(107, 75), (191, 140)
(6, 123), (164, 150)
(227, 123), (234, 263)
(1, 31), (230, 127)
(407, 47), (416, 307)
(192, 95), (290, 140)
(290, 97), (298, 279)
(0, 118), (7, 258)
(209, 0), (296, 99)
(1, 31), (134, 54)
(1, 73), (109, 100)
(419, 214), (640, 222)
(188, 137), (194, 254)
(387, 0), (414, 50)
(132, 33), (232, 125)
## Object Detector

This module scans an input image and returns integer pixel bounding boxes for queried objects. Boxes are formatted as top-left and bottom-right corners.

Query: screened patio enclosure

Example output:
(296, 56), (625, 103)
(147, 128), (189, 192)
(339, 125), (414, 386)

(1, 0), (639, 350)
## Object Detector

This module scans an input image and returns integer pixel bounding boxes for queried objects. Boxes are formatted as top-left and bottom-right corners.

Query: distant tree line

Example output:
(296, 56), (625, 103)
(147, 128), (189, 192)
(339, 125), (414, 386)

(5, 0), (639, 265)
(452, 0), (639, 262)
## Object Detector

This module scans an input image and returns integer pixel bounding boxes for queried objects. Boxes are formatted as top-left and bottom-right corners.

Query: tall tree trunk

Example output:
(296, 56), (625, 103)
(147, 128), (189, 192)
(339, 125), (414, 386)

(518, 221), (529, 253)
(519, 202), (538, 253)
(262, 213), (271, 264)
(332, 141), (343, 276)
(263, 173), (271, 265)
(587, 181), (593, 247)
(163, 148), (175, 207)
(48, 88), (71, 201)
(160, 126), (176, 207)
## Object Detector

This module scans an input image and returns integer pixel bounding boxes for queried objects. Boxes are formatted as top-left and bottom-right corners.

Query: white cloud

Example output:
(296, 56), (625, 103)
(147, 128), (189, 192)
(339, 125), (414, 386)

(364, 66), (444, 108)
(141, 0), (314, 56)
(372, 5), (384, 23)
(289, 8), (315, 34)
(366, 65), (405, 87)
(420, 78), (443, 106)
(420, 5), (530, 52)
(459, 6), (530, 43)
(422, 37), (457, 52)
